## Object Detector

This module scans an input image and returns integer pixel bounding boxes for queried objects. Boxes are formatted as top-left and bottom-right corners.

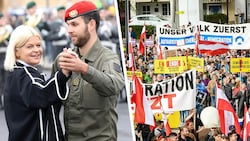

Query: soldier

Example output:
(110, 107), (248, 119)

(25, 1), (50, 66)
(47, 6), (71, 63)
(0, 13), (13, 109)
(52, 1), (125, 140)
(25, 1), (44, 29)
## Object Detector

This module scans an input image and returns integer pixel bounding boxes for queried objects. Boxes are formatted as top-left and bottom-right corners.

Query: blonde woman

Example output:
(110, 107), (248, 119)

(4, 25), (70, 141)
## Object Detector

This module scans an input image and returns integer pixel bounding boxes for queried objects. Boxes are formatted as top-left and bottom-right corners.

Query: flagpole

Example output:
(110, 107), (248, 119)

(193, 109), (197, 132)
(131, 42), (137, 75)
(143, 23), (146, 62)
(125, 0), (130, 55)
(195, 26), (200, 56)
(144, 31), (146, 62)
(132, 44), (137, 74)
(158, 88), (172, 136)
(238, 57), (242, 117)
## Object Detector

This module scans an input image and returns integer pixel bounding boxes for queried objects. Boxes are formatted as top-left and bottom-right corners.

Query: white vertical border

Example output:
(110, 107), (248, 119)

(113, 1), (136, 141)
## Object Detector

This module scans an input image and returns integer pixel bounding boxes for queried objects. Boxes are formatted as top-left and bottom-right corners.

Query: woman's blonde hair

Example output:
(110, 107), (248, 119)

(4, 25), (41, 71)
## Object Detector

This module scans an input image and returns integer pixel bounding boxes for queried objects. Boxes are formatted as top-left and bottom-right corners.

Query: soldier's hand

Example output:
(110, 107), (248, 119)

(59, 48), (88, 74)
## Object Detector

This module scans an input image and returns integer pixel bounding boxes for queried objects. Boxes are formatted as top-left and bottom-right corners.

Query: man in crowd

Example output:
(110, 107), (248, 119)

(207, 73), (218, 107)
(47, 6), (71, 63)
(168, 132), (178, 141)
(0, 13), (13, 109)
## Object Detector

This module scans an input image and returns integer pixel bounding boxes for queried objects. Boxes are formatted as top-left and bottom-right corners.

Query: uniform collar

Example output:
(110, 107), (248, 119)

(76, 38), (102, 63)
(16, 60), (38, 70)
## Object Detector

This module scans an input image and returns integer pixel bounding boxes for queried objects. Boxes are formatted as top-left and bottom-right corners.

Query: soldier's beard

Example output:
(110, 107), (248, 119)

(75, 26), (90, 48)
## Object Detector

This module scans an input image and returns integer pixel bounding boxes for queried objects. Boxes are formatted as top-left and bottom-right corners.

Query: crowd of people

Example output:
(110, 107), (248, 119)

(126, 26), (250, 141)
(1, 0), (250, 141)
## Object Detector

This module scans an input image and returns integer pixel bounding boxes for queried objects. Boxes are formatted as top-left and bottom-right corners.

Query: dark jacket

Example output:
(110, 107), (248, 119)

(223, 83), (233, 101)
(48, 19), (69, 47)
(4, 61), (69, 141)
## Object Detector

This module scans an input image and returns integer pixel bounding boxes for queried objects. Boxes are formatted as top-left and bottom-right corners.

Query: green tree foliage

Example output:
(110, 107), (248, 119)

(204, 13), (227, 24)
(128, 25), (155, 40)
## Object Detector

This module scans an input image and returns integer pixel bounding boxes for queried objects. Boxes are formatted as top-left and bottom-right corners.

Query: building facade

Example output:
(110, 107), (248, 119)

(0, 0), (77, 16)
(127, 0), (250, 27)
(0, 0), (113, 16)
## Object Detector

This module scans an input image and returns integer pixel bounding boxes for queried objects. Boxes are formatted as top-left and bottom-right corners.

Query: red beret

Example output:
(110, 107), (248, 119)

(64, 1), (97, 21)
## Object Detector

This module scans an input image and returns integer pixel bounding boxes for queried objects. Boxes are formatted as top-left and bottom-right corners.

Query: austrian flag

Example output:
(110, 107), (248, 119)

(216, 87), (241, 135)
(243, 104), (250, 141)
(132, 74), (155, 126)
(198, 40), (229, 56)
(139, 25), (146, 55)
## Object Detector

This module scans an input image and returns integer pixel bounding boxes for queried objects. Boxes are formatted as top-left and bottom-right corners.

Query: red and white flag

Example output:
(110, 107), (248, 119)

(199, 40), (229, 56)
(139, 25), (146, 55)
(128, 41), (135, 70)
(158, 96), (172, 136)
(243, 103), (250, 141)
(132, 74), (155, 126)
(216, 87), (241, 135)
(163, 116), (172, 136)
(157, 44), (163, 60)
(195, 27), (200, 56)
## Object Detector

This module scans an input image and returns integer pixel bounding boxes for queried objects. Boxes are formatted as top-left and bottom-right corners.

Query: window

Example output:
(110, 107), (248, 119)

(148, 16), (160, 21)
(162, 3), (171, 15)
(142, 6), (150, 14)
(208, 5), (222, 14)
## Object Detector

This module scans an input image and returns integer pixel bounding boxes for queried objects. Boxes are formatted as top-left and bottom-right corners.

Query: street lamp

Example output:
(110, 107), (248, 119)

(226, 0), (229, 24)
(246, 0), (248, 23)
(125, 0), (129, 54)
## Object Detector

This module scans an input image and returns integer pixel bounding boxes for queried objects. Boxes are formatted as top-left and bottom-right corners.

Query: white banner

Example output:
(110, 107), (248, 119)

(156, 25), (196, 50)
(130, 69), (196, 113)
(156, 21), (250, 50)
